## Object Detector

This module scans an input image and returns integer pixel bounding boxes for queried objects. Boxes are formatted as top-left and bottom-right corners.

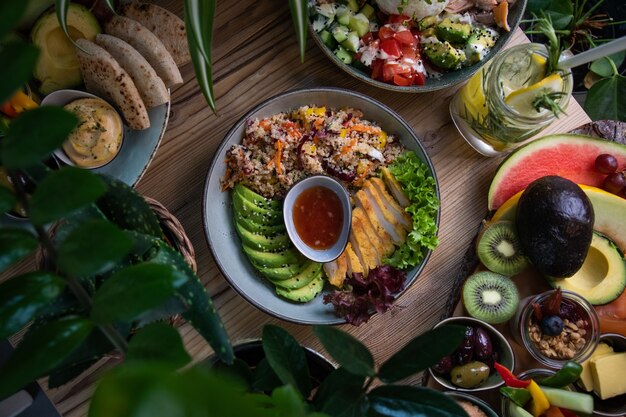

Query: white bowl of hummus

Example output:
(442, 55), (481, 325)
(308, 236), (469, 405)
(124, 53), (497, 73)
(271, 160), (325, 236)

(42, 89), (124, 169)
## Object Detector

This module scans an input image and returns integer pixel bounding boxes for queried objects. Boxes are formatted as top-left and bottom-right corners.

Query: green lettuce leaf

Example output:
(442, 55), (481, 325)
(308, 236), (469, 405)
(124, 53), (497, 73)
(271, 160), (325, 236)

(384, 152), (439, 269)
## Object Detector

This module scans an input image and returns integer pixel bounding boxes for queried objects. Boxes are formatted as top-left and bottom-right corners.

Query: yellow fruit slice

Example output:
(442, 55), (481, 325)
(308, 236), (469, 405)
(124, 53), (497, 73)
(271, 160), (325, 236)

(460, 69), (488, 121)
(504, 73), (564, 116)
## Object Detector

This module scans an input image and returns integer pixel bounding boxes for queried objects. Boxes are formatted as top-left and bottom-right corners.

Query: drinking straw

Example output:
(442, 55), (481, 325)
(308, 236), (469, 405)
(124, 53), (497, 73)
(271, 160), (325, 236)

(559, 36), (626, 70)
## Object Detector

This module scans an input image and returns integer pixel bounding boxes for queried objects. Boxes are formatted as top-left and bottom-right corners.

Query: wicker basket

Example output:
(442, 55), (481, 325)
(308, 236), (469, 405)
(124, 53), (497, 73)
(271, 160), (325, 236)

(35, 197), (196, 328)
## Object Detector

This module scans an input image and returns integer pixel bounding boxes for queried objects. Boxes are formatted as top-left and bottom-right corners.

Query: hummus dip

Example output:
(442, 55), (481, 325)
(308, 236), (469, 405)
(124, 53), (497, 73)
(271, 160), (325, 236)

(63, 98), (123, 168)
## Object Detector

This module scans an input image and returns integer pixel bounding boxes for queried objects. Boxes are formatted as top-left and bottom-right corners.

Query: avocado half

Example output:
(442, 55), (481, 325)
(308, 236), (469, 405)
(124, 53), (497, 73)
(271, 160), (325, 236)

(548, 232), (626, 305)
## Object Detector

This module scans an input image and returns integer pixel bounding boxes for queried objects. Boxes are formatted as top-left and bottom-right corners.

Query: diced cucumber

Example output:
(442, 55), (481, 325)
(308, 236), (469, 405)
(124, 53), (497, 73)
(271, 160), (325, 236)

(334, 45), (353, 64)
(341, 31), (360, 52)
(312, 15), (328, 33)
(336, 5), (351, 26)
(320, 29), (337, 49)
(359, 3), (376, 20)
(508, 403), (533, 417)
(349, 13), (370, 37)
(539, 387), (594, 415)
(343, 0), (359, 13)
(332, 25), (349, 43)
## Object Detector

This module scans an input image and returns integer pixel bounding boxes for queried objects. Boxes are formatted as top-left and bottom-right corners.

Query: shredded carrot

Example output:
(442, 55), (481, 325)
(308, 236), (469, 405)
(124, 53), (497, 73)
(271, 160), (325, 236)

(259, 119), (271, 132)
(313, 118), (324, 131)
(274, 140), (285, 175)
(353, 164), (372, 186)
(494, 1), (510, 32)
(340, 138), (357, 156)
(351, 124), (381, 134)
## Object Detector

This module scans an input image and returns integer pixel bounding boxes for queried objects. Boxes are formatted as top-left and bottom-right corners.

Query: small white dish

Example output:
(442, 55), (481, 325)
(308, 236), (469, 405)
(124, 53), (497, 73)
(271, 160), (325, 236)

(283, 175), (351, 263)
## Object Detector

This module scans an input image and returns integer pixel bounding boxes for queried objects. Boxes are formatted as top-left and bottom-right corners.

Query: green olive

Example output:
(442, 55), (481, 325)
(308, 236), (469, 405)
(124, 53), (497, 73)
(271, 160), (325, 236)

(450, 361), (490, 388)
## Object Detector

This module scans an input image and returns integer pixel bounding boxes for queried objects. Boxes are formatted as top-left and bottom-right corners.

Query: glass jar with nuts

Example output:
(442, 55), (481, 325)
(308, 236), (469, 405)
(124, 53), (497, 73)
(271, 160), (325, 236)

(513, 289), (600, 368)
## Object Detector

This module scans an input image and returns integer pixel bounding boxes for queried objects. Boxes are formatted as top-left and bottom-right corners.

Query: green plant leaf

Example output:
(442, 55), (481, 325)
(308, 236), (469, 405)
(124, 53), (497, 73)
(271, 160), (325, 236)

(590, 51), (626, 78)
(184, 0), (216, 112)
(367, 385), (469, 417)
(314, 326), (375, 377)
(271, 385), (309, 417)
(48, 358), (99, 389)
(0, 228), (38, 272)
(262, 325), (312, 397)
(29, 167), (107, 225)
(212, 358), (254, 389)
(252, 357), (283, 392)
(91, 263), (189, 323)
(313, 367), (366, 417)
(0, 41), (39, 104)
(0, 3), (30, 37)
(2, 106), (78, 169)
(377, 325), (466, 383)
(96, 176), (164, 239)
(145, 239), (233, 364)
(545, 0), (573, 30)
(0, 186), (16, 213)
(127, 323), (191, 369)
(0, 315), (93, 400)
(584, 75), (626, 121)
(526, 0), (551, 15)
(0, 271), (66, 339)
(288, 0), (308, 62)
(102, 0), (116, 13)
(57, 219), (133, 278)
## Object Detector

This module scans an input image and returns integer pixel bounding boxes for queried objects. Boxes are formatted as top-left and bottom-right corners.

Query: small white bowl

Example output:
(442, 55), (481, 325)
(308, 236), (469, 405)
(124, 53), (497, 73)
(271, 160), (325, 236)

(283, 175), (351, 263)
(41, 89), (125, 169)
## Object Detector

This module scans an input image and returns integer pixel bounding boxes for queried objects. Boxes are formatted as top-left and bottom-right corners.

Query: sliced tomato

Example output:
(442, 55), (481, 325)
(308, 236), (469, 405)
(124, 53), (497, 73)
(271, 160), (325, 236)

(387, 14), (410, 24)
(393, 73), (413, 86)
(394, 30), (415, 46)
(371, 59), (384, 80)
(400, 46), (417, 60)
(378, 26), (395, 40)
(380, 38), (401, 58)
(361, 32), (374, 44)
(413, 71), (426, 86)
(382, 62), (398, 82)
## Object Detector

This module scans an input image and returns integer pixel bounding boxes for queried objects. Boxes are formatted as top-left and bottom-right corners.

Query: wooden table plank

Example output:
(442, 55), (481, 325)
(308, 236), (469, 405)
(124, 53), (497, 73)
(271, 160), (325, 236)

(1, 1), (590, 415)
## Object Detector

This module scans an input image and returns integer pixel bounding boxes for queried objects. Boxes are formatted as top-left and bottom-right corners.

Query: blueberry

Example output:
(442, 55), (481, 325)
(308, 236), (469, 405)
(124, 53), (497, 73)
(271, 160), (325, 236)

(541, 315), (564, 336)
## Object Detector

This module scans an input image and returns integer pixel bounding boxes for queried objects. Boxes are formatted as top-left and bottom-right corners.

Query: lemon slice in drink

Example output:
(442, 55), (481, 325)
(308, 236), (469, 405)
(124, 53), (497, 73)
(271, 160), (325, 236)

(504, 73), (564, 117)
(460, 69), (488, 120)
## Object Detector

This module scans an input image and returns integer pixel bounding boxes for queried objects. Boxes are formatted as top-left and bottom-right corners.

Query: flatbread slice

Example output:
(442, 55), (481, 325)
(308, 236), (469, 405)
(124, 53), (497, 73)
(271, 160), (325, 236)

(122, 2), (190, 66)
(104, 16), (183, 88)
(75, 39), (150, 130)
(95, 34), (169, 109)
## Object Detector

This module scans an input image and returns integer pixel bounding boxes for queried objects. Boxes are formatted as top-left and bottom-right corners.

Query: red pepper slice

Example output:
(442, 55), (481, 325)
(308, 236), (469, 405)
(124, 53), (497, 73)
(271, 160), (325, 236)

(494, 362), (531, 388)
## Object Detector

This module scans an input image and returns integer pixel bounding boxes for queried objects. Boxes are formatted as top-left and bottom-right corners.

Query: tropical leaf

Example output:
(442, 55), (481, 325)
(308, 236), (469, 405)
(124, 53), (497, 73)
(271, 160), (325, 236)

(0, 2), (30, 37)
(367, 385), (469, 417)
(0, 186), (16, 214)
(127, 323), (191, 369)
(313, 367), (366, 417)
(184, 0), (216, 112)
(288, 0), (308, 62)
(314, 326), (375, 377)
(252, 357), (283, 392)
(0, 41), (39, 104)
(262, 325), (312, 397)
(0, 228), (38, 273)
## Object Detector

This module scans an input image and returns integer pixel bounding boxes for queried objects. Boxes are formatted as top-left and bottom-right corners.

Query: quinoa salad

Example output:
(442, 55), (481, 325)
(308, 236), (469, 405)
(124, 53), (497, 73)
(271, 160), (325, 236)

(221, 106), (405, 198)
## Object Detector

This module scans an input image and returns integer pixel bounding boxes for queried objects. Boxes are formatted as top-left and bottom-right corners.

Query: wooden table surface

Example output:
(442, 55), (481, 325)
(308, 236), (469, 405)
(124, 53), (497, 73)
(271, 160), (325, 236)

(3, 1), (591, 415)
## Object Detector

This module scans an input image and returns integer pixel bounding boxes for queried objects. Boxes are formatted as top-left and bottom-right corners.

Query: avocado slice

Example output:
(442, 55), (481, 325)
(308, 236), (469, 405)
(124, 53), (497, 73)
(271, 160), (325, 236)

(232, 191), (282, 225)
(31, 4), (101, 94)
(235, 221), (291, 251)
(465, 27), (499, 64)
(259, 263), (304, 280)
(271, 262), (322, 290)
(276, 274), (325, 303)
(234, 183), (280, 211)
(436, 18), (471, 44)
(547, 232), (626, 305)
(243, 246), (300, 268)
(423, 41), (465, 70)
(235, 211), (286, 236)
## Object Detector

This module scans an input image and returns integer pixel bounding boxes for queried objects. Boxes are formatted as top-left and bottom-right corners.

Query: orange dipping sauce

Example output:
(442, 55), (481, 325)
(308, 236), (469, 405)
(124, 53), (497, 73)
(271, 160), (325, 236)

(293, 186), (344, 250)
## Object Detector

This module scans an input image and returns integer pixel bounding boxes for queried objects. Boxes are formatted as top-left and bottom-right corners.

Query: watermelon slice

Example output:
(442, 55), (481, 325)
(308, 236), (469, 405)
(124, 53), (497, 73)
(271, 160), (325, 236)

(488, 134), (626, 211)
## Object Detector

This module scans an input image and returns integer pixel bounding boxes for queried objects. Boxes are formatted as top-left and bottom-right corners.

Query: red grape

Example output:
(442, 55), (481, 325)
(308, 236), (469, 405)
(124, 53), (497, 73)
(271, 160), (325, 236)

(603, 172), (626, 195)
(595, 154), (618, 174)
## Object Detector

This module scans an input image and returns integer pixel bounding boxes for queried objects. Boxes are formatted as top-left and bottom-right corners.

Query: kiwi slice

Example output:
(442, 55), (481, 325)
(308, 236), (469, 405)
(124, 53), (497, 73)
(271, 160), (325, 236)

(463, 271), (519, 324)
(477, 220), (529, 276)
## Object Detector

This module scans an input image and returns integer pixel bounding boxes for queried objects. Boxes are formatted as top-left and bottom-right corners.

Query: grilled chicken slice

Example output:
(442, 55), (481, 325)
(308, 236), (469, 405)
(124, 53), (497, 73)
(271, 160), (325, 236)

(352, 211), (382, 265)
(353, 207), (394, 257)
(323, 252), (348, 288)
(345, 243), (364, 276)
(367, 179), (412, 230)
(355, 190), (405, 245)
(349, 217), (379, 273)
(380, 167), (410, 208)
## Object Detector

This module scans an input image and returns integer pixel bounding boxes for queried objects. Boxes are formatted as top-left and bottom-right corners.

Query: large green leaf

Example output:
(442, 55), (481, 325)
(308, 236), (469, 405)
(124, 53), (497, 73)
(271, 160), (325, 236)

(544, 0), (573, 30)
(584, 75), (626, 122)
(314, 326), (375, 377)
(271, 385), (309, 417)
(377, 325), (466, 383)
(367, 386), (469, 417)
(0, 3), (30, 37)
(2, 106), (78, 169)
(262, 325), (312, 397)
(0, 41), (39, 104)
(184, 0), (216, 112)
(127, 323), (191, 369)
(0, 271), (66, 339)
(0, 185), (16, 213)
(0, 227), (38, 272)
(91, 263), (189, 323)
(0, 315), (93, 400)
(96, 176), (164, 239)
(288, 0), (308, 62)
(252, 357), (283, 392)
(29, 167), (107, 226)
(57, 219), (133, 278)
(590, 52), (626, 78)
(313, 367), (366, 417)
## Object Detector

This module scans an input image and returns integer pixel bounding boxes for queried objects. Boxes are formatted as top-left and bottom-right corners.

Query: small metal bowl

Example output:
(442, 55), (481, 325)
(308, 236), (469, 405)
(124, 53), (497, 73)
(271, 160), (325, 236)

(283, 175), (351, 263)
(41, 89), (124, 170)
(429, 316), (515, 392)
(446, 391), (499, 417)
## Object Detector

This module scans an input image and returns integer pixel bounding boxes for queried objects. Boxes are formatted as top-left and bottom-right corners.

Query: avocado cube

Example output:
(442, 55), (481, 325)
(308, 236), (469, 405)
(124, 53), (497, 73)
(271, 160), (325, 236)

(465, 27), (499, 63)
(436, 18), (471, 44)
(423, 41), (465, 70)
(418, 15), (439, 30)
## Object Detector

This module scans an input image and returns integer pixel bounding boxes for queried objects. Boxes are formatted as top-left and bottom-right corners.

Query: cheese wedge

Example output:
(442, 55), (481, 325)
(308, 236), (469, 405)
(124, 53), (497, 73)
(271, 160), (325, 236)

(591, 351), (626, 400)
(579, 343), (614, 391)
